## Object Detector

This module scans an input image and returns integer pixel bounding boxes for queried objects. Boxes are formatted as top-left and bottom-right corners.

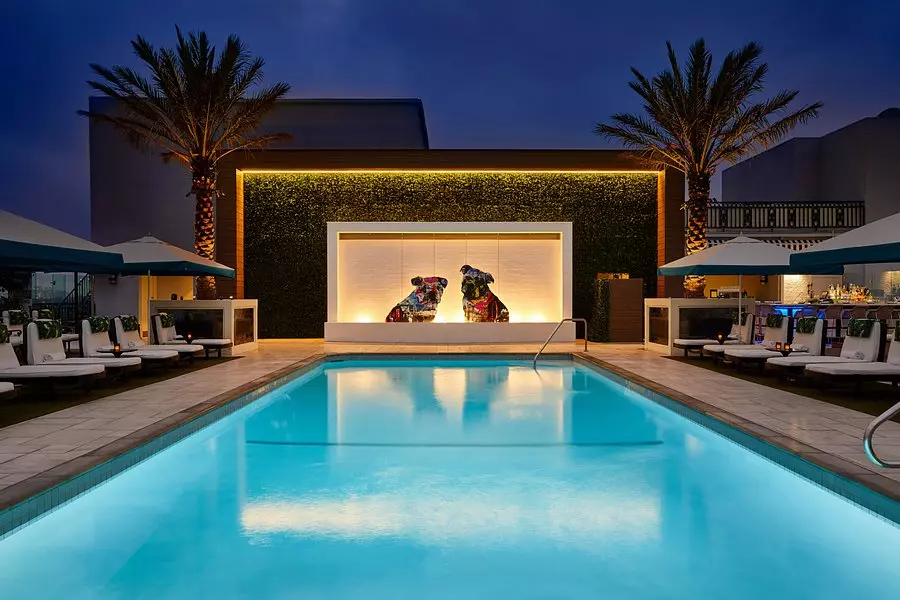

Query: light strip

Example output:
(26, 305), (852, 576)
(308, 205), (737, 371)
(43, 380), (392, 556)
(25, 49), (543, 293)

(239, 169), (661, 174)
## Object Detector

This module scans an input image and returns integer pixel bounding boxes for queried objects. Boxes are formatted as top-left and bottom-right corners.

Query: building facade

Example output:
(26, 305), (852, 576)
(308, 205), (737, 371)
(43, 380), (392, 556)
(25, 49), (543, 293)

(88, 98), (686, 336)
(720, 108), (900, 299)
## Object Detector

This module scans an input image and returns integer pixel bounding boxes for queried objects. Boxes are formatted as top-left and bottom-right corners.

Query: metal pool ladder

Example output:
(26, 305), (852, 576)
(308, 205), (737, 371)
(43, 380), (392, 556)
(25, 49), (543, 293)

(864, 399), (900, 468)
(533, 318), (588, 369)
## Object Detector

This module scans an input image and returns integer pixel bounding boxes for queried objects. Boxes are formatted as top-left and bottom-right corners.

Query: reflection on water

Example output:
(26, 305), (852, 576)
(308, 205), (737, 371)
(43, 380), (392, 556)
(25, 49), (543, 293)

(241, 484), (661, 546)
(239, 364), (664, 546)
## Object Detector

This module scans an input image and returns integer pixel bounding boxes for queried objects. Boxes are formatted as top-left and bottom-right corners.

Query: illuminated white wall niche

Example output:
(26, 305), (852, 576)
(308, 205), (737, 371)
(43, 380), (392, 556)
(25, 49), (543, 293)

(325, 222), (573, 343)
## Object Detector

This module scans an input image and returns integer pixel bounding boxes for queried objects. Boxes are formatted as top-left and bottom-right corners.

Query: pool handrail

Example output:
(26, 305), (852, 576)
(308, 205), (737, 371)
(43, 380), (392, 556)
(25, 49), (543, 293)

(864, 400), (900, 468)
(533, 318), (588, 369)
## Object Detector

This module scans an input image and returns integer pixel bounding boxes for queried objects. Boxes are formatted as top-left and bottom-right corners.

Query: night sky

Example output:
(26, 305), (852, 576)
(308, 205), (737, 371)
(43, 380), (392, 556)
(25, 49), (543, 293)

(1, 1), (898, 237)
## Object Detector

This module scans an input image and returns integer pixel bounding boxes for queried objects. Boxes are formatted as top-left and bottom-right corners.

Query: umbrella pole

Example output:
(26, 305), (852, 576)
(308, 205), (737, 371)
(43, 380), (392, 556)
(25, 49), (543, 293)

(738, 273), (743, 341)
(147, 269), (151, 340)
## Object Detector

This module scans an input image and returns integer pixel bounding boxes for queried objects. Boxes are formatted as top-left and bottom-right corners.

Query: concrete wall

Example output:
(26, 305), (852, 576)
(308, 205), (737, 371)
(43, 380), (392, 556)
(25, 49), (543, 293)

(723, 110), (900, 215)
(722, 138), (821, 202)
(88, 98), (429, 250)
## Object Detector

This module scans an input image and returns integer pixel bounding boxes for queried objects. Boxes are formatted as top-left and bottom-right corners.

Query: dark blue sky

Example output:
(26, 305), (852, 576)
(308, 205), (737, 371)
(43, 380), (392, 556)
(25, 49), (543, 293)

(1, 1), (898, 237)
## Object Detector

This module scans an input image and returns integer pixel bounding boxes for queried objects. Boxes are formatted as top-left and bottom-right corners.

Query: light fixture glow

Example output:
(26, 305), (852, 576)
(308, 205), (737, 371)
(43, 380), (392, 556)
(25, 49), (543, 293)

(241, 169), (661, 175)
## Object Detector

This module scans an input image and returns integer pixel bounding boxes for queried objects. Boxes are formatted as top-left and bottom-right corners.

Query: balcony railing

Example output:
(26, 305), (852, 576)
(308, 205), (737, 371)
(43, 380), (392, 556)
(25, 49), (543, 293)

(708, 201), (865, 231)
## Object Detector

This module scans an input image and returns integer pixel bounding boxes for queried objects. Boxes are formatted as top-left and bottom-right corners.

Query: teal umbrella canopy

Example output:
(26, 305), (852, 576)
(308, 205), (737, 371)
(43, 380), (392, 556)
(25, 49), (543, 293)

(0, 209), (124, 272)
(659, 236), (843, 276)
(106, 236), (235, 277)
(791, 211), (900, 268)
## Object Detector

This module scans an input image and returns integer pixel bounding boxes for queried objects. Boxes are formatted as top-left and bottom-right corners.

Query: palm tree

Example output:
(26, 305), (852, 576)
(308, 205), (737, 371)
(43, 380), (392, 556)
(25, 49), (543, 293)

(80, 28), (290, 299)
(596, 39), (822, 296)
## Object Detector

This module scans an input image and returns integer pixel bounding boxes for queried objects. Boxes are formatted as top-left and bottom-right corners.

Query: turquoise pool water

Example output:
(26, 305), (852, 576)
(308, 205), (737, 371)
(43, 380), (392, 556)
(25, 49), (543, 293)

(0, 360), (898, 599)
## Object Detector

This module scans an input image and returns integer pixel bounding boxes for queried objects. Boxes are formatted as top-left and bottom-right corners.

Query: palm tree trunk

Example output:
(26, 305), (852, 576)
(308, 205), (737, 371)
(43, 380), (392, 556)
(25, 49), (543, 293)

(684, 172), (710, 297)
(193, 172), (217, 300)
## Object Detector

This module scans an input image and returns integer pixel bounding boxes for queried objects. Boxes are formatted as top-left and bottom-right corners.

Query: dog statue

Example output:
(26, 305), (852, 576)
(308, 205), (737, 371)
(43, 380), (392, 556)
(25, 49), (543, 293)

(385, 276), (449, 322)
(460, 264), (509, 322)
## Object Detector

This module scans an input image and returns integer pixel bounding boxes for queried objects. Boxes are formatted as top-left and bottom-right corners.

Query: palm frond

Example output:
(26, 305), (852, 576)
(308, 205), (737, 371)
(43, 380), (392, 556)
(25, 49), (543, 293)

(595, 38), (821, 178)
(80, 27), (291, 170)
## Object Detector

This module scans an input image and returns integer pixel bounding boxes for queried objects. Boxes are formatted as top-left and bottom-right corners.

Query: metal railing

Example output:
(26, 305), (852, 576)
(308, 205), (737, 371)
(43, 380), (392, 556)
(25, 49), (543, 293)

(863, 401), (900, 468)
(533, 318), (588, 369)
(708, 201), (865, 231)
(32, 274), (92, 330)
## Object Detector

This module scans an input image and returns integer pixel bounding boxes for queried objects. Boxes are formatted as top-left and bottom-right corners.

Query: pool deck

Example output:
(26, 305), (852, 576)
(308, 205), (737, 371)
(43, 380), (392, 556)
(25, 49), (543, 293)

(2, 339), (900, 516)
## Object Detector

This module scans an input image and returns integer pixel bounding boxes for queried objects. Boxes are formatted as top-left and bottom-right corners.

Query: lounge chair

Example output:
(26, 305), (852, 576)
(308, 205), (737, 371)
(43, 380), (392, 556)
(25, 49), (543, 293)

(0, 329), (104, 386)
(26, 320), (142, 375)
(723, 316), (826, 367)
(1, 310), (26, 348)
(150, 313), (231, 358)
(767, 319), (883, 375)
(111, 316), (184, 361)
(673, 319), (750, 357)
(80, 316), (179, 366)
(704, 315), (791, 359)
(0, 381), (15, 401)
(804, 325), (900, 383)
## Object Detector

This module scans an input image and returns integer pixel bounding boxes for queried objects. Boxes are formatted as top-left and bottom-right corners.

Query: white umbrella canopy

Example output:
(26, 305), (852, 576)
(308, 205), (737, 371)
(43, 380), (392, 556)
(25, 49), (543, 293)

(105, 236), (235, 277)
(658, 236), (841, 276)
(0, 209), (123, 272)
(658, 236), (843, 316)
(791, 211), (900, 268)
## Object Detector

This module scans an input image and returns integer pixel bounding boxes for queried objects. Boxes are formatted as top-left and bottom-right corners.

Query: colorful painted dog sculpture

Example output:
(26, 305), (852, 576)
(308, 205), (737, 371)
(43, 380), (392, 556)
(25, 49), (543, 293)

(385, 276), (449, 322)
(460, 264), (509, 322)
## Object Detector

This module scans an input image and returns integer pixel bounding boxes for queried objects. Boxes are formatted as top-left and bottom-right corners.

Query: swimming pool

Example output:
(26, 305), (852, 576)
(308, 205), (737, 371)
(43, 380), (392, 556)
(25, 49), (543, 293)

(0, 359), (898, 598)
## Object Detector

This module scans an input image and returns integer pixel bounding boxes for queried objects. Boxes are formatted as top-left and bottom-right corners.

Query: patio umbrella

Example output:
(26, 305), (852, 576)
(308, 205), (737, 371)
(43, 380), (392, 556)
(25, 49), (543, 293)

(790, 211), (900, 268)
(658, 236), (842, 316)
(106, 236), (235, 277)
(0, 209), (124, 272)
(105, 236), (235, 329)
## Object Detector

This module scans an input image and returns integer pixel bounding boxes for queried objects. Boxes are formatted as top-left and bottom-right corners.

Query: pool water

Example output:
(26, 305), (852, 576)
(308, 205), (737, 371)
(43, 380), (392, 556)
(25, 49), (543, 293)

(0, 360), (898, 599)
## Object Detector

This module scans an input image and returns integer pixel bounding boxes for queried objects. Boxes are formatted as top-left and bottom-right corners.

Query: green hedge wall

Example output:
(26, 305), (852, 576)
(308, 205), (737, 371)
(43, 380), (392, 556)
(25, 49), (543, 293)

(588, 278), (611, 343)
(244, 172), (658, 338)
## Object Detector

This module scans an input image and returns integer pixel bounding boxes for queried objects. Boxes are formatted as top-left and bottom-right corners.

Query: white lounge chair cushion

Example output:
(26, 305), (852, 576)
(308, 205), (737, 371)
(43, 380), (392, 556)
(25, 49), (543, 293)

(113, 319), (178, 359)
(725, 348), (797, 359)
(768, 355), (868, 367)
(26, 322), (67, 364)
(0, 364), (104, 378)
(139, 344), (203, 355)
(805, 362), (900, 376)
(791, 319), (824, 356)
(58, 357), (141, 369)
(884, 337), (900, 366)
(126, 349), (179, 360)
(674, 339), (740, 347)
(704, 343), (758, 353)
(0, 342), (22, 369)
(152, 315), (181, 344)
(26, 322), (66, 364)
(192, 339), (232, 346)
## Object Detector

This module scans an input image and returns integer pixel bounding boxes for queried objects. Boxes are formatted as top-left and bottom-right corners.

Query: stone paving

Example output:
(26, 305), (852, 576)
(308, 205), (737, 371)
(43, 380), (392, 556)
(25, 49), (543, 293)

(0, 339), (898, 502)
